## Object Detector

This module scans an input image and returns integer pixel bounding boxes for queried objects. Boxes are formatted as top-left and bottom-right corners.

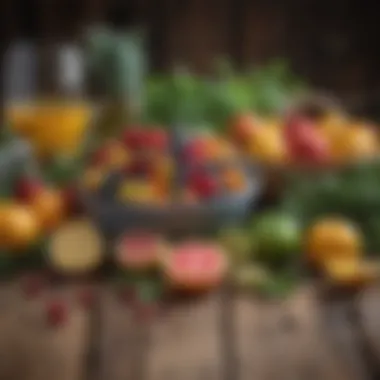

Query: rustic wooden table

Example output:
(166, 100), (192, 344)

(0, 278), (380, 380)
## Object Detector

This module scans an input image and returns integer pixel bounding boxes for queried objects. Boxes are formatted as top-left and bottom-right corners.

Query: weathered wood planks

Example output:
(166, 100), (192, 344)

(0, 280), (90, 380)
(0, 281), (378, 380)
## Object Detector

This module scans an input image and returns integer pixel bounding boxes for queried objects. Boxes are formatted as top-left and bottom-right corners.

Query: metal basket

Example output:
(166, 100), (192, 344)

(82, 167), (262, 238)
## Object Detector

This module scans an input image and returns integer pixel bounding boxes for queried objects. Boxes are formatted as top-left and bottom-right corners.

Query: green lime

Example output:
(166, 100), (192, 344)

(251, 212), (301, 267)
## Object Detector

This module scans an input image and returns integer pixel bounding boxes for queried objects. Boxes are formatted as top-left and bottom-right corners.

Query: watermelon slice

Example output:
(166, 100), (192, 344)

(115, 231), (169, 271)
(162, 242), (228, 292)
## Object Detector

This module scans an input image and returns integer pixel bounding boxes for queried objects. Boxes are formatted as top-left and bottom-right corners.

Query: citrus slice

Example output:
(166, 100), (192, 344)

(48, 219), (104, 275)
(162, 241), (228, 292)
(115, 231), (169, 270)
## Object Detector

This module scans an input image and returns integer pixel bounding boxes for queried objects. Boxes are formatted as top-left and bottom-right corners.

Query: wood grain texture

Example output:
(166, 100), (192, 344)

(0, 281), (90, 380)
(146, 294), (223, 380)
(0, 280), (379, 380)
(234, 286), (361, 380)
(97, 285), (138, 380)
(356, 285), (380, 376)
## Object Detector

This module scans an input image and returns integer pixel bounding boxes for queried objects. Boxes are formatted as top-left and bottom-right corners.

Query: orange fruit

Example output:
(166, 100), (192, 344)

(229, 113), (258, 147)
(30, 189), (65, 231)
(305, 218), (363, 267)
(106, 142), (131, 170)
(82, 168), (106, 191)
(222, 168), (246, 192)
(323, 258), (380, 288)
(247, 128), (288, 165)
(331, 124), (379, 162)
(0, 204), (41, 249)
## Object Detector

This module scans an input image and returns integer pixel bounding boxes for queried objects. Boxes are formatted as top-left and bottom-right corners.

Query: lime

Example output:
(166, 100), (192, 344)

(251, 212), (301, 266)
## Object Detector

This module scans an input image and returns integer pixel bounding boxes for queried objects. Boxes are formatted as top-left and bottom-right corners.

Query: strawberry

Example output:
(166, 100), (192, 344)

(21, 273), (47, 299)
(77, 288), (97, 310)
(45, 299), (68, 327)
(188, 171), (219, 199)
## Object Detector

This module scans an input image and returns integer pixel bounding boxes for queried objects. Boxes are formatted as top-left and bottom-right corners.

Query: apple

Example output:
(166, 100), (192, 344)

(285, 119), (330, 164)
(14, 177), (44, 202)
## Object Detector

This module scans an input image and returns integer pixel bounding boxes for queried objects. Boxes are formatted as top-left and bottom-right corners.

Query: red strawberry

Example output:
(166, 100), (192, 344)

(46, 299), (68, 327)
(122, 128), (147, 150)
(21, 274), (46, 299)
(77, 288), (96, 310)
(14, 177), (44, 202)
(188, 172), (219, 199)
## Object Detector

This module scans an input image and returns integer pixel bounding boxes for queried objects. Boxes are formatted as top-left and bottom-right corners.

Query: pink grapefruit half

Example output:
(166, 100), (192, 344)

(115, 231), (169, 270)
(162, 241), (228, 292)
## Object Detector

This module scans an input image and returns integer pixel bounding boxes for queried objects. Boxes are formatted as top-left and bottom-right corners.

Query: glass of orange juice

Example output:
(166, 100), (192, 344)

(6, 101), (93, 157)
(4, 43), (94, 158)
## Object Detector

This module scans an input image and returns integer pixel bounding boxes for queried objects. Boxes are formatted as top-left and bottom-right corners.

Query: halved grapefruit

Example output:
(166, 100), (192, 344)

(162, 241), (228, 292)
(115, 231), (169, 271)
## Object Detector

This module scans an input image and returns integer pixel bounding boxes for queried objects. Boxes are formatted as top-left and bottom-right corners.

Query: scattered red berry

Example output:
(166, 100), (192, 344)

(77, 288), (97, 310)
(46, 299), (69, 327)
(21, 274), (46, 299)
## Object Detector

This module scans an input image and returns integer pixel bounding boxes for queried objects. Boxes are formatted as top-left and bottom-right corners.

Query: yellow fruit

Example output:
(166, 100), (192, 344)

(117, 181), (161, 204)
(305, 218), (363, 266)
(0, 204), (41, 249)
(49, 219), (104, 275)
(323, 258), (380, 287)
(262, 117), (283, 130)
(204, 137), (236, 162)
(332, 125), (379, 162)
(31, 189), (65, 231)
(221, 167), (246, 192)
(247, 128), (288, 165)
(105, 142), (130, 170)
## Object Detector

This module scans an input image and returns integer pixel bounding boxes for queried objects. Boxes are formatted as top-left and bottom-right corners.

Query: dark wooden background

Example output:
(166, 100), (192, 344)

(1, 0), (380, 113)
